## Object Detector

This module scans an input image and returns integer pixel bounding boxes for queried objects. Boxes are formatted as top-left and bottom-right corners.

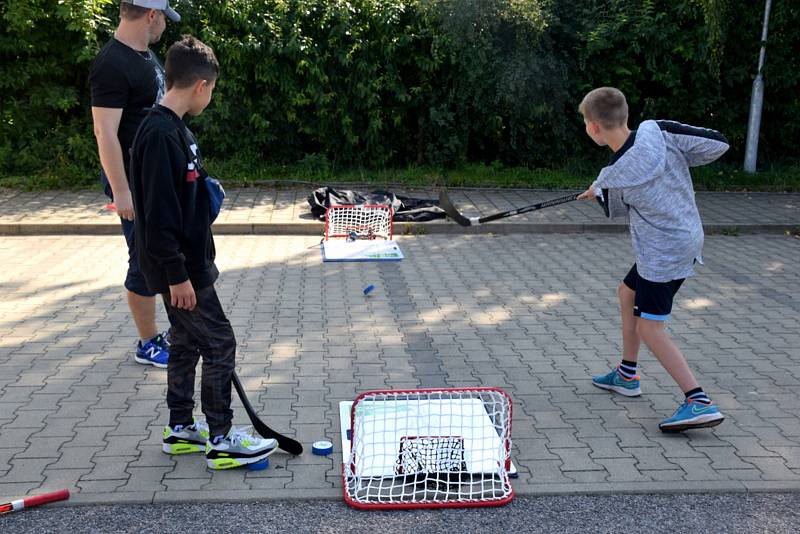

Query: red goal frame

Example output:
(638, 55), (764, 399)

(343, 387), (514, 510)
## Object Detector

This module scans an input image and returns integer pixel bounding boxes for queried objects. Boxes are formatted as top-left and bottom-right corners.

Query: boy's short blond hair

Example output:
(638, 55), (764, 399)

(579, 87), (628, 129)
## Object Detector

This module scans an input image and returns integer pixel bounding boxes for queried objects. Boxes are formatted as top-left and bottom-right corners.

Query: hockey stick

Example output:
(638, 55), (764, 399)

(438, 189), (610, 227)
(232, 372), (303, 455)
(0, 489), (70, 515)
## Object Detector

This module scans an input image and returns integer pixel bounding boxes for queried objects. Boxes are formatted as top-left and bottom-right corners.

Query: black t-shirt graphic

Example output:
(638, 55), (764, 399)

(89, 37), (166, 176)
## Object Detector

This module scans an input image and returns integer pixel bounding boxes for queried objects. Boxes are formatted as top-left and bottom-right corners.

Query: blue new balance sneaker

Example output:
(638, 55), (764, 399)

(135, 333), (169, 369)
(592, 368), (642, 397)
(659, 400), (725, 433)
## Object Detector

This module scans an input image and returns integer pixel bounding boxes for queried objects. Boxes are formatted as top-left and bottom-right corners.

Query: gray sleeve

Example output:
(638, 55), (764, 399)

(606, 188), (628, 218)
(657, 120), (730, 167)
(591, 120), (665, 190)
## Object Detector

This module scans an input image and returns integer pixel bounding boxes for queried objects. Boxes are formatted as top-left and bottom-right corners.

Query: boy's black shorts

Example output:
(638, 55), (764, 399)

(623, 264), (684, 321)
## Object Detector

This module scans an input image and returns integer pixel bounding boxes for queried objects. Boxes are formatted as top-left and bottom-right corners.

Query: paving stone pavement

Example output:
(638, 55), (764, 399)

(1, 231), (799, 505)
(0, 187), (797, 235)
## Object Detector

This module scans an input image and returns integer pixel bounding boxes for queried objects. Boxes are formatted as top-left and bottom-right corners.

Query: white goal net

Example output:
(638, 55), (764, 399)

(343, 388), (514, 509)
(325, 204), (393, 240)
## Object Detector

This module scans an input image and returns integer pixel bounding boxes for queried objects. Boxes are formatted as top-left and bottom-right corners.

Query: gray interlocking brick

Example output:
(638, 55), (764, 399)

(763, 447), (800, 469)
(0, 427), (38, 448)
(77, 479), (128, 493)
(550, 448), (604, 471)
(719, 436), (782, 457)
(1, 386), (44, 404)
(692, 447), (758, 470)
(670, 457), (727, 481)
(108, 416), (158, 437)
(7, 409), (55, 429)
(624, 447), (680, 471)
(525, 459), (574, 484)
(570, 419), (611, 438)
(512, 438), (558, 461)
(39, 467), (92, 491)
(63, 427), (115, 448)
(2, 232), (800, 503)
(285, 464), (335, 489)
(582, 437), (632, 459)
(4, 457), (58, 483)
(531, 411), (574, 429)
(117, 466), (171, 492)
(648, 435), (707, 458)
(82, 455), (136, 481)
(770, 418), (800, 437)
(0, 482), (42, 500)
(742, 457), (800, 480)
(14, 436), (72, 459)
(594, 458), (651, 482)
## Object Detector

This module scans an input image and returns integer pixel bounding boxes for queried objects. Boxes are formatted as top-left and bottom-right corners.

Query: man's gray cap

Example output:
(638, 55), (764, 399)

(123, 0), (180, 22)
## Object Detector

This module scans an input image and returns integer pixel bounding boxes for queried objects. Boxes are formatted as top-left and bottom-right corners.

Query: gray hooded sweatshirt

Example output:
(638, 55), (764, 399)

(591, 120), (729, 283)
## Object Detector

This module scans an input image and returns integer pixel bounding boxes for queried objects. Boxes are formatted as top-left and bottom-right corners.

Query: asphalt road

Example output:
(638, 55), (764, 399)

(2, 493), (798, 533)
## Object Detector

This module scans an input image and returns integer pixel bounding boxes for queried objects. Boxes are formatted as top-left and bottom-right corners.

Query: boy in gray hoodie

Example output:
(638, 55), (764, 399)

(577, 87), (729, 432)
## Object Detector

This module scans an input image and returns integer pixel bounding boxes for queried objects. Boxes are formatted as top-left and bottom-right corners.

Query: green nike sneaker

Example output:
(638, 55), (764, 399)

(162, 419), (209, 454)
(205, 427), (278, 470)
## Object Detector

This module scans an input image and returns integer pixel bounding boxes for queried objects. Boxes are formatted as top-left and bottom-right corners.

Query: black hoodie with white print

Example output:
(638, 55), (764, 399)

(130, 104), (218, 295)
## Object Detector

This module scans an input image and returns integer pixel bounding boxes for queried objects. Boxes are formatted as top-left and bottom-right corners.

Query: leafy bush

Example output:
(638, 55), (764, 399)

(0, 0), (114, 184)
(1, 0), (798, 187)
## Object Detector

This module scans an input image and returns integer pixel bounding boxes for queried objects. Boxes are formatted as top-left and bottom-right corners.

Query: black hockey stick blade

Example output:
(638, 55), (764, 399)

(438, 190), (473, 226)
(232, 372), (303, 455)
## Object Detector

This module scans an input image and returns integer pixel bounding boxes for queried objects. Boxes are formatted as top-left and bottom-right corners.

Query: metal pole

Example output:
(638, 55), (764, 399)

(744, 0), (773, 173)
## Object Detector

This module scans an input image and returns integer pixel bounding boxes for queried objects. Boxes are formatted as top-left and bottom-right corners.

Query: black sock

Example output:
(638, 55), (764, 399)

(685, 387), (711, 404)
(617, 359), (638, 379)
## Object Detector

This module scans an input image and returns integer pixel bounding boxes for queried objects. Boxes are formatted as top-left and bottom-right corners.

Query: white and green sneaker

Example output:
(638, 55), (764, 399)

(205, 427), (278, 470)
(162, 419), (209, 454)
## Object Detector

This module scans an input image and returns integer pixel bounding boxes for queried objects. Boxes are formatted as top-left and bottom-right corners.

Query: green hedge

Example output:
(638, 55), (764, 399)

(1, 0), (798, 186)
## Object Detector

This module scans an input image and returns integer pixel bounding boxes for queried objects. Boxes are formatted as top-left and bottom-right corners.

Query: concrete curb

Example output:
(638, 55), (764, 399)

(38, 479), (800, 508)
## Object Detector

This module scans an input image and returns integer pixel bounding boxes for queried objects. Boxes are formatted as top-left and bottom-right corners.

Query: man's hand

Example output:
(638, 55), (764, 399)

(169, 280), (196, 310)
(113, 189), (135, 221)
(577, 186), (597, 201)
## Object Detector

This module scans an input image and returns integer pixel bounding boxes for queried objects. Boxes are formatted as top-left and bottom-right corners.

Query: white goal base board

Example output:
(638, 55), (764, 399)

(322, 240), (404, 262)
(339, 400), (517, 478)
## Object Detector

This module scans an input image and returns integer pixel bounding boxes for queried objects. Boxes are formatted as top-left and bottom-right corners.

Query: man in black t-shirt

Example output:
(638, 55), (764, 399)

(89, 1), (180, 368)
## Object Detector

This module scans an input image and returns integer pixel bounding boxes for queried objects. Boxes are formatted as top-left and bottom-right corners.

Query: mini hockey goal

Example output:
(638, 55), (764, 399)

(325, 204), (393, 241)
(343, 388), (514, 509)
(321, 204), (402, 262)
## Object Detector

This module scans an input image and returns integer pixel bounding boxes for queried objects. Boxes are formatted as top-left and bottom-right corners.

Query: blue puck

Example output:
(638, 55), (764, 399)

(363, 285), (375, 296)
(246, 458), (269, 471)
(312, 440), (334, 456)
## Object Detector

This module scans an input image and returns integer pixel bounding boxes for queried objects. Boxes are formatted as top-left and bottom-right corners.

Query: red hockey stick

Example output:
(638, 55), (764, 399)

(0, 489), (70, 514)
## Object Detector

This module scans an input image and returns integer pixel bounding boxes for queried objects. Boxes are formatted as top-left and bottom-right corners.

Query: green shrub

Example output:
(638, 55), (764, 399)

(1, 0), (798, 187)
(0, 0), (114, 185)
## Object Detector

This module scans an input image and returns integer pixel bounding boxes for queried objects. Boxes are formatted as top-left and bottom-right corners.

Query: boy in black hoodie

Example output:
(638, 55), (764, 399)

(130, 36), (277, 469)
